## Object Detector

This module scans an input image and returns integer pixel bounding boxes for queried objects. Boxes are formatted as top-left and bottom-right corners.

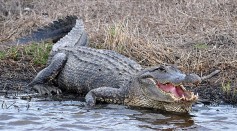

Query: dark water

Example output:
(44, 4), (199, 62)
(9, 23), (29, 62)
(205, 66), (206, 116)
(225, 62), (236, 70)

(0, 95), (236, 131)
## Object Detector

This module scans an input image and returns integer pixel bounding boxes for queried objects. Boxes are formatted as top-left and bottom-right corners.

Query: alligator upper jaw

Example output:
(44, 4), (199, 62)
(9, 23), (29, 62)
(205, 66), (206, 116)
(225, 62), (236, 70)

(156, 81), (198, 101)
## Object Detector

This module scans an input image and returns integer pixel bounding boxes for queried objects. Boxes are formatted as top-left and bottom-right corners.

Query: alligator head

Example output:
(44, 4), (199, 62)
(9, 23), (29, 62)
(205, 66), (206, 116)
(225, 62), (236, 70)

(125, 65), (201, 113)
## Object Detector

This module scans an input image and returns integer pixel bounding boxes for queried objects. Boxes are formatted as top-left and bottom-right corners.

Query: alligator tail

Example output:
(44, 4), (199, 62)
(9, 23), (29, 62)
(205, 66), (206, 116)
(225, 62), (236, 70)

(15, 16), (78, 45)
(51, 17), (88, 52)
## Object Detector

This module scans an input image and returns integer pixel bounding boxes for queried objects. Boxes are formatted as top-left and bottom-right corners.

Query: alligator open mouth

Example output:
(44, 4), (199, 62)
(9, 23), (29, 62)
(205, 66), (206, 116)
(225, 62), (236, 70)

(156, 81), (198, 101)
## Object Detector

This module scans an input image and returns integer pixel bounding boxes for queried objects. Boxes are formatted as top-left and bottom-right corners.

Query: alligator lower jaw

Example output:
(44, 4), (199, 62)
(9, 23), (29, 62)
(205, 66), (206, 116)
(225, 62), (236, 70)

(156, 81), (198, 101)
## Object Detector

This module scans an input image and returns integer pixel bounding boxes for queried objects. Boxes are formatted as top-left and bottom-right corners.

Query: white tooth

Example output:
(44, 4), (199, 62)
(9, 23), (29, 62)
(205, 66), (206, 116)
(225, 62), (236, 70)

(180, 85), (186, 90)
(182, 95), (185, 100)
(196, 93), (199, 97)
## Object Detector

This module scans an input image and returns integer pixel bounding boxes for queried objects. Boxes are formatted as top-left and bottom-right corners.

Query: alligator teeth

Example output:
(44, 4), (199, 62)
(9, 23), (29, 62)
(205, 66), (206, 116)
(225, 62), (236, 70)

(174, 83), (181, 87)
(182, 95), (185, 99)
(188, 92), (195, 101)
(193, 92), (198, 100)
(178, 94), (185, 101)
(148, 78), (156, 85)
(192, 92), (196, 99)
(180, 85), (186, 90)
(171, 94), (179, 100)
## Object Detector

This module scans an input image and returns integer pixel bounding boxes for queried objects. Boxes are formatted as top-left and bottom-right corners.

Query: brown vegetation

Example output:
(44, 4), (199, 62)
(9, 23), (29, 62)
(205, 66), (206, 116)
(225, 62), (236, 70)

(0, 0), (237, 103)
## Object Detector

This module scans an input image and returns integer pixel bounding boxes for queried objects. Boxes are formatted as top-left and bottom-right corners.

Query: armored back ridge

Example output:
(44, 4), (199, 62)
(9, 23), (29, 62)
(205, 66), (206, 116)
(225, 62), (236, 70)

(27, 16), (201, 113)
(17, 16), (78, 45)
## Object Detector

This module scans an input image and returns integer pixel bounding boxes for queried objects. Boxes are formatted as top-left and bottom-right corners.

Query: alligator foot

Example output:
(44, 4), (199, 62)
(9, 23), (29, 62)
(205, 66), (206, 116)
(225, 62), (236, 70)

(28, 84), (62, 95)
(85, 87), (124, 108)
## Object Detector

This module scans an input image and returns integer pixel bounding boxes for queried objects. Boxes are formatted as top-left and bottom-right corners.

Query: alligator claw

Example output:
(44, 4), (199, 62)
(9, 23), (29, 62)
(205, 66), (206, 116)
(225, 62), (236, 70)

(29, 84), (62, 96)
(85, 92), (96, 108)
(85, 99), (96, 108)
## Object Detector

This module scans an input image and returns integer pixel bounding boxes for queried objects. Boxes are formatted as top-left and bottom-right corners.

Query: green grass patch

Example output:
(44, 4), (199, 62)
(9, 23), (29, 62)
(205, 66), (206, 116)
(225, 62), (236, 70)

(0, 51), (6, 59)
(24, 42), (53, 65)
(0, 42), (53, 66)
(194, 43), (208, 49)
(222, 81), (237, 103)
(222, 81), (231, 95)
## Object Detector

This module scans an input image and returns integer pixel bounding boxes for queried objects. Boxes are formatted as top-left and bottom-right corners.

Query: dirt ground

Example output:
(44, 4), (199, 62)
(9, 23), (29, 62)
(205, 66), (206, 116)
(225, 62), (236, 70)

(0, 0), (237, 104)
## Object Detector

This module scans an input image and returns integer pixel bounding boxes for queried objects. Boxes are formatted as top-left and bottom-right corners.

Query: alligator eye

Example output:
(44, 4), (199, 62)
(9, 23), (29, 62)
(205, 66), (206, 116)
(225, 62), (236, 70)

(158, 66), (166, 72)
(151, 66), (167, 72)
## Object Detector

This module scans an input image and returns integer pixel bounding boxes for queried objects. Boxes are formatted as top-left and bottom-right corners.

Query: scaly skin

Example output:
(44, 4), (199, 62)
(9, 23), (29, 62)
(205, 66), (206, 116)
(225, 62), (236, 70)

(27, 16), (201, 113)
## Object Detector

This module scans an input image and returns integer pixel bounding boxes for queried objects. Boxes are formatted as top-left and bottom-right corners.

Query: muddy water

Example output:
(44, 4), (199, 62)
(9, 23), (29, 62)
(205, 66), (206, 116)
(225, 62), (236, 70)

(0, 96), (236, 131)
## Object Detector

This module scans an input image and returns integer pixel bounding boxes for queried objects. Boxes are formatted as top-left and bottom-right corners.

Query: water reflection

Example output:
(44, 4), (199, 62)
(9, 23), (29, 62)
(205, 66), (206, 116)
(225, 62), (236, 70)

(126, 107), (193, 130)
(0, 95), (236, 130)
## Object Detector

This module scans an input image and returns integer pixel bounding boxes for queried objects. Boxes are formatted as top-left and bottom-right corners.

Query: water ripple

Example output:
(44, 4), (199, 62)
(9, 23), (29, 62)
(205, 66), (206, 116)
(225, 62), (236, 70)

(0, 96), (237, 130)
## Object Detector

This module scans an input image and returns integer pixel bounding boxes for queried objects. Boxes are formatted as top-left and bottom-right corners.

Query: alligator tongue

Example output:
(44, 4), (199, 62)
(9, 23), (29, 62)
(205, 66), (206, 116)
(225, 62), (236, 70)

(157, 83), (185, 98)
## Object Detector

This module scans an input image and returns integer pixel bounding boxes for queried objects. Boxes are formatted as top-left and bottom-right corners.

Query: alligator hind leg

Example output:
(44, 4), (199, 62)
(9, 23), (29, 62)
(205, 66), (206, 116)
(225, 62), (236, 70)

(27, 53), (67, 95)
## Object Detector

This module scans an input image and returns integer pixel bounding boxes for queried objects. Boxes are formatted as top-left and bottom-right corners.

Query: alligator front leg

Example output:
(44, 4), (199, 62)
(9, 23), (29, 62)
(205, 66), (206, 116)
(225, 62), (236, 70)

(27, 53), (67, 95)
(85, 87), (125, 107)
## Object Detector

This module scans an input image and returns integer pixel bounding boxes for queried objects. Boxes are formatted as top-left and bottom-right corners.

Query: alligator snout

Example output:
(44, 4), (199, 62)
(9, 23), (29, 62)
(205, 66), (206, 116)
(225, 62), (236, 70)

(170, 73), (201, 86)
(184, 73), (202, 85)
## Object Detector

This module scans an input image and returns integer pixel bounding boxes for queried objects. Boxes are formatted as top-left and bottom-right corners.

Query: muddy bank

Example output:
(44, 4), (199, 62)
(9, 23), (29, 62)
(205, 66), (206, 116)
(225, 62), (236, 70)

(0, 57), (39, 95)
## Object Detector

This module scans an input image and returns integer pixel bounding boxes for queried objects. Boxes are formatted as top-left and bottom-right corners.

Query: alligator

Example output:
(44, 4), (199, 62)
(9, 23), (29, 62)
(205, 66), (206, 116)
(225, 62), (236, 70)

(23, 16), (202, 113)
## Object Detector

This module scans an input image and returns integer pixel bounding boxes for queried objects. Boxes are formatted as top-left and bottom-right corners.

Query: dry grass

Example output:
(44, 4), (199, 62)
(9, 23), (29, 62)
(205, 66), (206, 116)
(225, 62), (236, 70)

(91, 21), (176, 66)
(0, 0), (237, 95)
